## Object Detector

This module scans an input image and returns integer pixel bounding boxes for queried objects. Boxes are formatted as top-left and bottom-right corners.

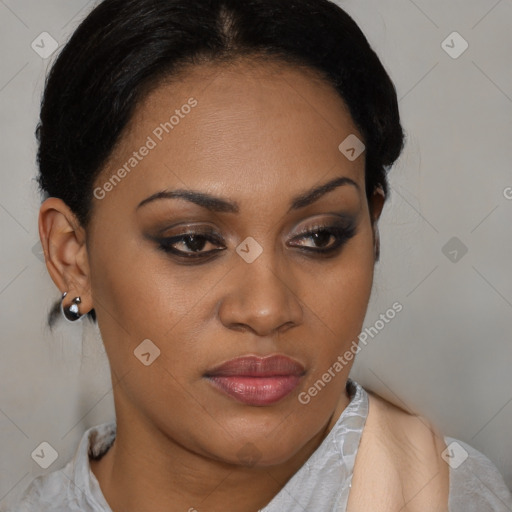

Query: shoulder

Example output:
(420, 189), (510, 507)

(0, 421), (116, 512)
(445, 436), (512, 511)
(0, 466), (73, 512)
(367, 390), (448, 471)
(347, 390), (450, 511)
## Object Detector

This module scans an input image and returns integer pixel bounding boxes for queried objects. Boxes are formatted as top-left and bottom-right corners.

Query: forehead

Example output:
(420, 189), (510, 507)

(96, 58), (365, 206)
(138, 57), (359, 142)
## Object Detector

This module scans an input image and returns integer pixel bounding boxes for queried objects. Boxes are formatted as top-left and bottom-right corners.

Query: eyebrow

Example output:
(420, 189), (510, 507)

(136, 176), (360, 214)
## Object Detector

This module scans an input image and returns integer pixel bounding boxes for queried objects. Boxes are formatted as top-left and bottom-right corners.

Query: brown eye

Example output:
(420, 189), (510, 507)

(171, 234), (211, 253)
(288, 223), (357, 254)
(301, 229), (333, 249)
(158, 230), (226, 259)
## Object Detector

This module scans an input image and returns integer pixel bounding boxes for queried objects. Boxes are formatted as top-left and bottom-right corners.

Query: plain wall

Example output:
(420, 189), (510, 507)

(1, 0), (511, 506)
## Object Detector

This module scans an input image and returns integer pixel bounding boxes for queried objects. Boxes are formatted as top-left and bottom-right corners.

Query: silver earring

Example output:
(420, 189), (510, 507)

(61, 292), (83, 322)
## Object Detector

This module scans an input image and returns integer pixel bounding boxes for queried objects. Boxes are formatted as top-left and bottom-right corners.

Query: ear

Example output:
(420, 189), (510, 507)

(38, 198), (93, 315)
(368, 186), (385, 262)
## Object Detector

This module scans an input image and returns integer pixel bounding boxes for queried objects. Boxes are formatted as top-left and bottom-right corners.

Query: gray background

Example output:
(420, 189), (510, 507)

(1, 0), (511, 506)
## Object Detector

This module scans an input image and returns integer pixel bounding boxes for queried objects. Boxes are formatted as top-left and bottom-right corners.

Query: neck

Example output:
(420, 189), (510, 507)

(90, 391), (350, 512)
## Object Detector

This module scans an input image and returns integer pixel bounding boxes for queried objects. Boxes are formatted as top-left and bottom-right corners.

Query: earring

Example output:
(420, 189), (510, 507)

(61, 292), (83, 322)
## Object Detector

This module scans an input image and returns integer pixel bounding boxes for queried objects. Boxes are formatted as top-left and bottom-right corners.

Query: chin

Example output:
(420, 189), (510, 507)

(204, 426), (312, 469)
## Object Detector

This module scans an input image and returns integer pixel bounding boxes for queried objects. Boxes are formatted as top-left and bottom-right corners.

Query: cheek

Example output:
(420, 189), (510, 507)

(87, 225), (230, 392)
(87, 232), (211, 413)
(291, 230), (375, 419)
(301, 225), (375, 345)
(89, 225), (200, 329)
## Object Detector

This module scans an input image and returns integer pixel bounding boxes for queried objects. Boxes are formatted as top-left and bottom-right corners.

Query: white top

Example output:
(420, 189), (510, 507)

(2, 380), (511, 511)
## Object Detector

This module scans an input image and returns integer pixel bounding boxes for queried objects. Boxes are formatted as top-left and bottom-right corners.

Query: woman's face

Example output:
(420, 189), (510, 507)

(82, 59), (383, 466)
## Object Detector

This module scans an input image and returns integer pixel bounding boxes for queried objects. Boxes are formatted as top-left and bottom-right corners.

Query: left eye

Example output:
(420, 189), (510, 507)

(288, 224), (356, 253)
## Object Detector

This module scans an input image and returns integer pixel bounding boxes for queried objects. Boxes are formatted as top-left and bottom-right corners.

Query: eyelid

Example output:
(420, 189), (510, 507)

(152, 214), (356, 242)
(154, 221), (222, 236)
(289, 213), (357, 235)
(149, 212), (357, 247)
(163, 226), (222, 238)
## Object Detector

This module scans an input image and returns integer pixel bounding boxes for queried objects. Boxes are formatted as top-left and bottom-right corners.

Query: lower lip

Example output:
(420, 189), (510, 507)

(206, 375), (302, 406)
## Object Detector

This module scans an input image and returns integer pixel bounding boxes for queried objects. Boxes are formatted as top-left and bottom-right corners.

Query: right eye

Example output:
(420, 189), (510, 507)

(157, 230), (226, 260)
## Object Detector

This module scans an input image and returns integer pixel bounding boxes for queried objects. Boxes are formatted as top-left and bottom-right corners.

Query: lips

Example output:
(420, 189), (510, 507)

(204, 355), (305, 406)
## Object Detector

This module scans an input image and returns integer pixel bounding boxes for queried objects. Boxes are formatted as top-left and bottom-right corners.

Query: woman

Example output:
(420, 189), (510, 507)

(4, 0), (511, 510)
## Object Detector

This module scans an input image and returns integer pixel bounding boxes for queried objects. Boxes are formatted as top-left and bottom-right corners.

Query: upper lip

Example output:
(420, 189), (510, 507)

(204, 355), (306, 377)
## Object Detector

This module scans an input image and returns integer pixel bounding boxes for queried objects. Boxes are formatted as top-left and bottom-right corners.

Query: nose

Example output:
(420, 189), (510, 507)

(217, 254), (304, 337)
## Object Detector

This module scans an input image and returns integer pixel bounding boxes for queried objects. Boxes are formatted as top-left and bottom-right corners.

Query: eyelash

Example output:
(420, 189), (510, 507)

(157, 222), (357, 261)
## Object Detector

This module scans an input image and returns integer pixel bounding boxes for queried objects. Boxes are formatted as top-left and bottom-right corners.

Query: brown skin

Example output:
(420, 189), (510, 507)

(39, 59), (387, 511)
